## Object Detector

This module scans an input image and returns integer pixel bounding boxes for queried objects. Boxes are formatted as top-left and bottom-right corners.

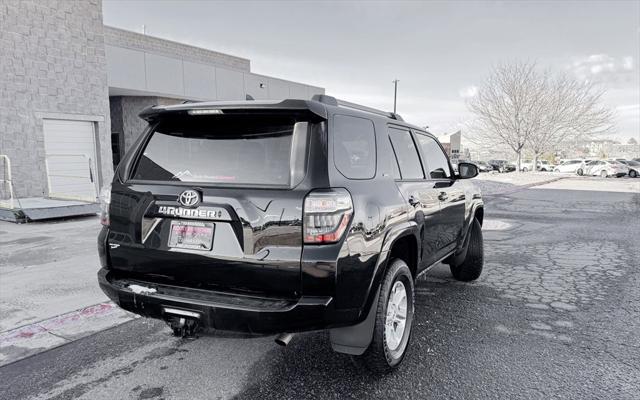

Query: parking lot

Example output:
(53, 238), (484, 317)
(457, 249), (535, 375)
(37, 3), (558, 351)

(0, 176), (638, 399)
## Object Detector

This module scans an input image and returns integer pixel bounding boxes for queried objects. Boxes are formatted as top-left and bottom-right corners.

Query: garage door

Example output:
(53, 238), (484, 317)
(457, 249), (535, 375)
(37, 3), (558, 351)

(43, 119), (98, 202)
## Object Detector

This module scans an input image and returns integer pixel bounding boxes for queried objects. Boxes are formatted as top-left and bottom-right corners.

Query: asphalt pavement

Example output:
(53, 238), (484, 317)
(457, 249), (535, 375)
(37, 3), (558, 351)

(1, 177), (639, 399)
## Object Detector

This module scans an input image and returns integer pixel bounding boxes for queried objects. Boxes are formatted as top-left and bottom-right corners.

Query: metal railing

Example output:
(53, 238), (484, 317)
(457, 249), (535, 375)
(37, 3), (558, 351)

(0, 154), (16, 209)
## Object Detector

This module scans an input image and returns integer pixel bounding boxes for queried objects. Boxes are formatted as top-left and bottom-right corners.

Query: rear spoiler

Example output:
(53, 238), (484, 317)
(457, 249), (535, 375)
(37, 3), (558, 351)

(138, 99), (329, 122)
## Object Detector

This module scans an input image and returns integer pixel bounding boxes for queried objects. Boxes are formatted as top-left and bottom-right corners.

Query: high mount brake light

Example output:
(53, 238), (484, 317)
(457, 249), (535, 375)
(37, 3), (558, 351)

(99, 184), (111, 226)
(188, 109), (223, 115)
(303, 189), (353, 244)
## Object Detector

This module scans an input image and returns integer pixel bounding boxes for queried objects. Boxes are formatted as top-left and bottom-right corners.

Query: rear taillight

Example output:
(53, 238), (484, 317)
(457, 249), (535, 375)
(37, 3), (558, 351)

(303, 189), (353, 244)
(99, 184), (111, 226)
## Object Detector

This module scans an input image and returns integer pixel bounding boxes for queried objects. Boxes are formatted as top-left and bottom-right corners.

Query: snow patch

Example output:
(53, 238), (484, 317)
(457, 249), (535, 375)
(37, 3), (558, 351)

(128, 284), (157, 294)
(482, 219), (513, 231)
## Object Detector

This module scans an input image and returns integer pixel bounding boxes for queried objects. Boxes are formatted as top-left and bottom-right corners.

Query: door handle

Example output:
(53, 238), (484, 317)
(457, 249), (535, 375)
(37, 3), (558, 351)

(438, 192), (448, 201)
(408, 195), (419, 207)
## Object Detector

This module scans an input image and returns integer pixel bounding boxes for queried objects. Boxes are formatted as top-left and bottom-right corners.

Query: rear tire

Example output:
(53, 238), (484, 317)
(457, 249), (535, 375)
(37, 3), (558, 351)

(354, 259), (414, 374)
(450, 219), (484, 282)
(577, 168), (584, 176)
(600, 170), (607, 178)
(630, 170), (638, 178)
(522, 167), (528, 172)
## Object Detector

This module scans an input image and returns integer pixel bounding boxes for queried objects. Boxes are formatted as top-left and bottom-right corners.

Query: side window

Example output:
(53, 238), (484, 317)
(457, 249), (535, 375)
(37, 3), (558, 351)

(388, 128), (424, 180)
(333, 115), (376, 179)
(415, 134), (452, 179)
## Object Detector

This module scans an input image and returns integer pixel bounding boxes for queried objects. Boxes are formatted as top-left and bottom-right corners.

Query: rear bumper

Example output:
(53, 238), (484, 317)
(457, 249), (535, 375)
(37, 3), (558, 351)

(98, 268), (357, 334)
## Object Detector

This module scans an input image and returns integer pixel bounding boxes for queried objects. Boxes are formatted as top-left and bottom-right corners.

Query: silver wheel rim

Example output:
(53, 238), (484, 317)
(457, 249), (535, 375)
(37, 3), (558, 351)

(385, 281), (408, 351)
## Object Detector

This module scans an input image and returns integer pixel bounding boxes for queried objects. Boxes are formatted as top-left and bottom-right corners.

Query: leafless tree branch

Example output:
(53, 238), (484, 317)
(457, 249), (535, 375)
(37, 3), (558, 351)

(466, 61), (615, 170)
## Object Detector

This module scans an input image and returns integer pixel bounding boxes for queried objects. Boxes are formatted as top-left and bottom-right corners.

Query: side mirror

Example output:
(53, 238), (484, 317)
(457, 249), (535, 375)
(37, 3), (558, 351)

(457, 162), (479, 179)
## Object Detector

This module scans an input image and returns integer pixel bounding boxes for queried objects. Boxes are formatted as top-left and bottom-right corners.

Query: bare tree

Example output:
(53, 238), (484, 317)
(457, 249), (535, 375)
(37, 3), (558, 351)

(466, 62), (614, 171)
(526, 74), (614, 169)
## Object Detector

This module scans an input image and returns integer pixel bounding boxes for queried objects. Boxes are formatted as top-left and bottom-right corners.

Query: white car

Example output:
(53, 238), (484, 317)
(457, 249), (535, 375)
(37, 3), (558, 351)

(578, 160), (629, 178)
(521, 160), (554, 172)
(554, 159), (584, 173)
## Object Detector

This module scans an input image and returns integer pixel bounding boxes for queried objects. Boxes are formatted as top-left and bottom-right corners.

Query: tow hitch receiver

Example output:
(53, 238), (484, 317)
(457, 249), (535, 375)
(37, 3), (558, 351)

(164, 307), (201, 338)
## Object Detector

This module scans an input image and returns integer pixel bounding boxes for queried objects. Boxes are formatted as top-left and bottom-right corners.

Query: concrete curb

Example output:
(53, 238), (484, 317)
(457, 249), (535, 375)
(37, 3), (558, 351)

(482, 176), (568, 197)
(0, 302), (136, 367)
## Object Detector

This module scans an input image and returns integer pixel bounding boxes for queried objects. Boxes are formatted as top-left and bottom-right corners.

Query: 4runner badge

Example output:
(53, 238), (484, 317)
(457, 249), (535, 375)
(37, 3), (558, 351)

(178, 190), (200, 207)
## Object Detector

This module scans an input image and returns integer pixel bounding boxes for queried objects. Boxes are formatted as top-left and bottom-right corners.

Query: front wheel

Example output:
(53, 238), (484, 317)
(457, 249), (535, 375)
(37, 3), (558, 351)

(577, 168), (584, 176)
(450, 219), (484, 281)
(630, 170), (638, 178)
(554, 168), (560, 173)
(522, 167), (528, 172)
(600, 170), (608, 178)
(355, 259), (414, 374)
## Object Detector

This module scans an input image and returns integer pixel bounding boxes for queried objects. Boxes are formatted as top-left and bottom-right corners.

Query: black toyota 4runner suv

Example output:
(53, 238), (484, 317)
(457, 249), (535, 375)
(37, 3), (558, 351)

(97, 95), (484, 373)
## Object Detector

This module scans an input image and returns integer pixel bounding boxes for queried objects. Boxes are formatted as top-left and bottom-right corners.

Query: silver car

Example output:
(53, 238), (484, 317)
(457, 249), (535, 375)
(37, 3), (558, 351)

(619, 160), (640, 178)
(578, 160), (629, 178)
(554, 159), (583, 173)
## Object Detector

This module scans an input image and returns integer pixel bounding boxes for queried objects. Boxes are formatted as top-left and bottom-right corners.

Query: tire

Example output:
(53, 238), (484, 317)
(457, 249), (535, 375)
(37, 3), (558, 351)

(554, 168), (560, 173)
(577, 168), (583, 176)
(522, 167), (528, 172)
(450, 219), (484, 282)
(600, 170), (607, 178)
(630, 170), (638, 178)
(355, 258), (414, 374)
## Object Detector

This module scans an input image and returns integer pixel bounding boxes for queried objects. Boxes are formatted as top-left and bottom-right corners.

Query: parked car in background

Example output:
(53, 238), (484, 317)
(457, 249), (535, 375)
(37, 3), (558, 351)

(578, 160), (629, 178)
(472, 160), (493, 172)
(520, 160), (554, 172)
(488, 159), (516, 173)
(617, 160), (639, 178)
(554, 159), (584, 173)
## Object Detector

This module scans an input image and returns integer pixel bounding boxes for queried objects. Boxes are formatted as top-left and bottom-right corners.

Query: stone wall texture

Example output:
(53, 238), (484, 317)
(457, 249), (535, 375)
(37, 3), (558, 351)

(0, 0), (112, 199)
(110, 96), (182, 154)
(104, 26), (250, 72)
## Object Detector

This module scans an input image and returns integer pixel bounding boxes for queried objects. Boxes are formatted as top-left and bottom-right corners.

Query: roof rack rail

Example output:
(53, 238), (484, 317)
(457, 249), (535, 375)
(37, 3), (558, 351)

(311, 94), (403, 121)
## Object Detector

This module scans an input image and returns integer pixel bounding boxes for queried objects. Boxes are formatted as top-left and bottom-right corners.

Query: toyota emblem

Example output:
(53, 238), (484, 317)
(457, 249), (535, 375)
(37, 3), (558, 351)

(178, 190), (200, 207)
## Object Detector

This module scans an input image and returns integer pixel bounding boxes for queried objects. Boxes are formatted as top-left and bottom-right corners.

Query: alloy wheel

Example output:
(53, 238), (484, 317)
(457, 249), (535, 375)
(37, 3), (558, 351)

(385, 281), (408, 351)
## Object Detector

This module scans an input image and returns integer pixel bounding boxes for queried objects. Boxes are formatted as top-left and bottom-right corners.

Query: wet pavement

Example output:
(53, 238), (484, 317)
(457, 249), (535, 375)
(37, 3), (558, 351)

(1, 177), (639, 399)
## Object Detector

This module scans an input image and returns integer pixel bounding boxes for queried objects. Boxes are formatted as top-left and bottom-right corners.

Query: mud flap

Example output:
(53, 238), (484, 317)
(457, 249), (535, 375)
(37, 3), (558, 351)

(329, 286), (380, 355)
(447, 218), (474, 267)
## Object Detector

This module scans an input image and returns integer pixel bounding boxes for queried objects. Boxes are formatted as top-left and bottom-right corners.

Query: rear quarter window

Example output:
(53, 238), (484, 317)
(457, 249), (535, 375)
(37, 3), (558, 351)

(332, 115), (376, 180)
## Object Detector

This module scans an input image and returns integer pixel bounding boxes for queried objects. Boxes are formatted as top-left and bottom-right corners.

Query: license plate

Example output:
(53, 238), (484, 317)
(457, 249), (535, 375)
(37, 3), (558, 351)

(168, 220), (214, 251)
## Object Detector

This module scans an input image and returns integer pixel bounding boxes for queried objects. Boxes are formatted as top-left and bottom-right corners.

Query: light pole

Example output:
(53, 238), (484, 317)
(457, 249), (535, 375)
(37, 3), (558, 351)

(392, 79), (399, 114)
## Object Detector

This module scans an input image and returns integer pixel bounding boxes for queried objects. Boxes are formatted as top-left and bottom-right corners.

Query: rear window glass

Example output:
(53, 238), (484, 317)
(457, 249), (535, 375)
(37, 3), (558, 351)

(333, 115), (376, 179)
(132, 115), (309, 186)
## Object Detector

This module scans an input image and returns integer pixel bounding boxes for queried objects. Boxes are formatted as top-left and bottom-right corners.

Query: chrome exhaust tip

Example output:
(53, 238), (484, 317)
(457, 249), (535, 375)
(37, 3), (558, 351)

(275, 333), (294, 346)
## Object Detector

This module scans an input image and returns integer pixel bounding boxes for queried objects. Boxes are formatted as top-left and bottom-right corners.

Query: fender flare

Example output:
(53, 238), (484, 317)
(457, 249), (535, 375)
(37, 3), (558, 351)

(330, 221), (419, 355)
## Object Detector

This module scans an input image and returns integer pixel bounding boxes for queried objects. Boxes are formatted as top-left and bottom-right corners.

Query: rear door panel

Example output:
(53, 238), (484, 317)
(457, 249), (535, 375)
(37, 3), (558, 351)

(108, 183), (305, 298)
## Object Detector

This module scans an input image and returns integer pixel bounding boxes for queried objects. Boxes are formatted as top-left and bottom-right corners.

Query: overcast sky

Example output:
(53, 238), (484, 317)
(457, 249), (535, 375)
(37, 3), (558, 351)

(103, 0), (639, 142)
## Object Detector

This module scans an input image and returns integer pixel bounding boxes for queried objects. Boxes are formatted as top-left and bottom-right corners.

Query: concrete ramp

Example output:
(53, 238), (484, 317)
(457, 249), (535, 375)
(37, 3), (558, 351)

(0, 197), (99, 223)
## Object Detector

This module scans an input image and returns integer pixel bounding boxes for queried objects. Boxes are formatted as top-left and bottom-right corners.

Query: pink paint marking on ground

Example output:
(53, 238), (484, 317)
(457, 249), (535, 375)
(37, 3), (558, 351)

(2, 324), (47, 344)
(1, 302), (117, 346)
(39, 302), (117, 330)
